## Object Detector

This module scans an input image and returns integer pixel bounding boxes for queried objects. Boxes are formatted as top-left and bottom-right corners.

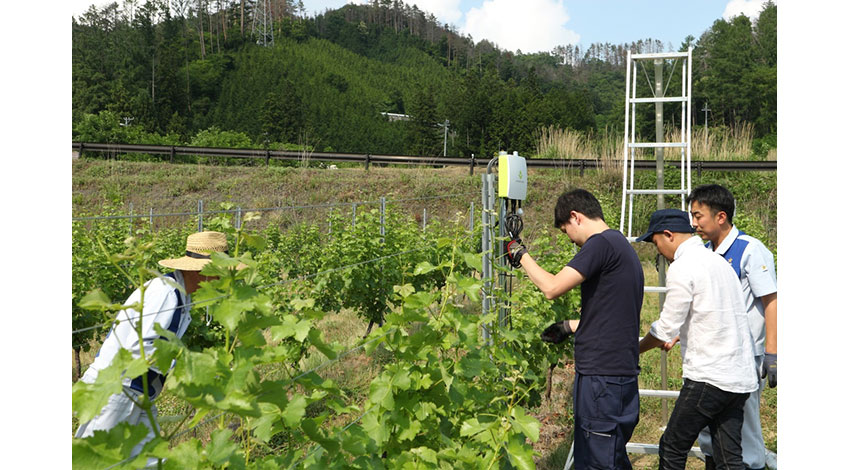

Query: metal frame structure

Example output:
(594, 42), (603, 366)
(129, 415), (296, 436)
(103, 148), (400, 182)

(252, 0), (274, 47)
(620, 49), (693, 237)
(480, 158), (505, 345)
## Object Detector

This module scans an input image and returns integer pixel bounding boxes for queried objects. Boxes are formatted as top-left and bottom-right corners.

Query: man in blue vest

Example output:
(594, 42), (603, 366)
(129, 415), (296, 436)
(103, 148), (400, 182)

(74, 231), (241, 465)
(686, 184), (777, 470)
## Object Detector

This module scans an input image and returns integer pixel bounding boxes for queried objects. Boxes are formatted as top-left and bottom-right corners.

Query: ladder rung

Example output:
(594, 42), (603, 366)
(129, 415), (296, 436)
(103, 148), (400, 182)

(628, 142), (688, 148)
(630, 96), (687, 103)
(630, 52), (690, 60)
(639, 389), (679, 398)
(626, 189), (688, 195)
(626, 443), (704, 459)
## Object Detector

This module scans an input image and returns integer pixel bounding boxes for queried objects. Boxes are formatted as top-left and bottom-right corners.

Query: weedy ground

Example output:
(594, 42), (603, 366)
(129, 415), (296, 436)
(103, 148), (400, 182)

(72, 158), (777, 468)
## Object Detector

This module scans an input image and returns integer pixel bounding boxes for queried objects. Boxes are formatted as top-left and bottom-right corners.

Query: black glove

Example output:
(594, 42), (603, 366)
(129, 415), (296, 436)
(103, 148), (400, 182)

(541, 320), (573, 344)
(505, 238), (527, 268)
(761, 353), (776, 388)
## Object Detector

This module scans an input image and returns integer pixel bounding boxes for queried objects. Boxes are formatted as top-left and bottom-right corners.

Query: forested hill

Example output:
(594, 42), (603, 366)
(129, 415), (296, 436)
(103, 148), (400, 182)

(72, 1), (777, 158)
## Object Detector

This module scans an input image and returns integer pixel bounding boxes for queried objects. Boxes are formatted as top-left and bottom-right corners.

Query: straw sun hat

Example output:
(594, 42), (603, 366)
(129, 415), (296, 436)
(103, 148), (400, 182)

(158, 231), (246, 271)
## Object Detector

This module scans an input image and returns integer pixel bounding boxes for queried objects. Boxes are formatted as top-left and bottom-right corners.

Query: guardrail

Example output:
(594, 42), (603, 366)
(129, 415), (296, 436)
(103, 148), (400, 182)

(72, 142), (776, 175)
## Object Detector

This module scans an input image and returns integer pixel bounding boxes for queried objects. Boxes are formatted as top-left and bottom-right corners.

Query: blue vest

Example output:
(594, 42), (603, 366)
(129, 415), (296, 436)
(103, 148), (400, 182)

(129, 272), (185, 399)
(707, 230), (749, 279)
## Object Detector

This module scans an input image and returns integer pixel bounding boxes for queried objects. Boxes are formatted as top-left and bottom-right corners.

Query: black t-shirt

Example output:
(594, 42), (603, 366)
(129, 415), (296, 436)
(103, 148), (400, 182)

(567, 229), (643, 376)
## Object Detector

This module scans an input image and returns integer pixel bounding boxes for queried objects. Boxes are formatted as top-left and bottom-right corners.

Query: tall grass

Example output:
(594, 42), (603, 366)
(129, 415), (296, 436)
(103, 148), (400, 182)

(683, 121), (754, 160)
(535, 125), (624, 176)
(536, 121), (760, 165)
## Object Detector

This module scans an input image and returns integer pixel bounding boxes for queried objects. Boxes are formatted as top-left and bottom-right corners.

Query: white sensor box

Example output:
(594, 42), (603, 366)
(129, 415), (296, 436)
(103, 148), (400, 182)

(498, 151), (527, 200)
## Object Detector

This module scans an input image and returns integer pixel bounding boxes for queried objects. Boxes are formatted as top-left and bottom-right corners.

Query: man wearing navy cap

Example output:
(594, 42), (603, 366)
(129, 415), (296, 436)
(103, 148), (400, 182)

(636, 209), (758, 470)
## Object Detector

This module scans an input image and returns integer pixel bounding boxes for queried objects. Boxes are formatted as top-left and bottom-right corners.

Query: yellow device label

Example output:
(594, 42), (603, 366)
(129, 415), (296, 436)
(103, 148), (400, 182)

(498, 153), (527, 200)
(499, 154), (509, 197)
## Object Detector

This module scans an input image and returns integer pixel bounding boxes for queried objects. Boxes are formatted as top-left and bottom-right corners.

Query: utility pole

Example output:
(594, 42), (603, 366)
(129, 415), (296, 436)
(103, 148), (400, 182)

(442, 119), (449, 156)
(654, 59), (664, 209)
(702, 103), (711, 149)
(654, 57), (668, 423)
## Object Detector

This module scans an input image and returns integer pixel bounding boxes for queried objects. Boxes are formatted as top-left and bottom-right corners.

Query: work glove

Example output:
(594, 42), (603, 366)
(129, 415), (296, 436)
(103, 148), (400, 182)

(541, 320), (573, 344)
(761, 353), (777, 388)
(505, 238), (527, 268)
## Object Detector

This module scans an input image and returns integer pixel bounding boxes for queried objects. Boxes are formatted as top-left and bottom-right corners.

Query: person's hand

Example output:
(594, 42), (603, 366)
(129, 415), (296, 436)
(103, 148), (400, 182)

(661, 335), (680, 351)
(505, 238), (527, 268)
(761, 353), (777, 387)
(541, 320), (573, 344)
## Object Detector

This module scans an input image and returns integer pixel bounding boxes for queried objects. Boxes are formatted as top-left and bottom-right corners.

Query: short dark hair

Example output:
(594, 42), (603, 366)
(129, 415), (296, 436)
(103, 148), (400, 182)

(554, 189), (605, 227)
(686, 184), (735, 223)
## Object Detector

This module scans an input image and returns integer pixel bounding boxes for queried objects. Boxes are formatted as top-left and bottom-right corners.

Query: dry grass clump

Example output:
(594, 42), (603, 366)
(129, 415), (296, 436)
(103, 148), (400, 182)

(536, 121), (758, 165)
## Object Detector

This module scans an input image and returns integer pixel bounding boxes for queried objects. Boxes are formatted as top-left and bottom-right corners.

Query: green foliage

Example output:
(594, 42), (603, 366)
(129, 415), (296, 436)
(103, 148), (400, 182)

(72, 1), (777, 158)
(751, 133), (777, 159)
(261, 86), (304, 146)
(190, 126), (254, 149)
(72, 208), (556, 469)
(74, 111), (183, 150)
(693, 2), (777, 136)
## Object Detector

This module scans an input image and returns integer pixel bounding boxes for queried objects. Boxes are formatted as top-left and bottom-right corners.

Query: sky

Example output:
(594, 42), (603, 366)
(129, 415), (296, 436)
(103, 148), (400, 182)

(68, 0), (777, 54)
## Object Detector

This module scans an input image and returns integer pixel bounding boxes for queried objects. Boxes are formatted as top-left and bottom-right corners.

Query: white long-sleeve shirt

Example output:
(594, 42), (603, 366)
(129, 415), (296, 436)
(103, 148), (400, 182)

(649, 236), (758, 394)
(82, 271), (192, 399)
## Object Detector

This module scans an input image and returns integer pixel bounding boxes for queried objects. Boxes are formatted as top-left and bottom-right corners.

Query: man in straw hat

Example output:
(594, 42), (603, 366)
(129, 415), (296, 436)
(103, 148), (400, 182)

(636, 209), (758, 470)
(74, 231), (240, 461)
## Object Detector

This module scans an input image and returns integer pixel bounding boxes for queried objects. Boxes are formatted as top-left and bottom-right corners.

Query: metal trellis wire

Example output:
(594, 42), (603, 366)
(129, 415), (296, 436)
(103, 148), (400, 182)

(72, 192), (475, 223)
(72, 246), (428, 336)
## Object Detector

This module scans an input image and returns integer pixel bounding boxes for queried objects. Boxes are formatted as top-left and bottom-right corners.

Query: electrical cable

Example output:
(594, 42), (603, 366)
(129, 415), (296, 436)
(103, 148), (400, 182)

(503, 200), (523, 240)
(502, 198), (522, 328)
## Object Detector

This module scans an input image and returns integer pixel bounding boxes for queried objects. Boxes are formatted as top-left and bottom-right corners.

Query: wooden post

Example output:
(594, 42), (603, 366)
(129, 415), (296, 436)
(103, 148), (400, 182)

(380, 197), (386, 243)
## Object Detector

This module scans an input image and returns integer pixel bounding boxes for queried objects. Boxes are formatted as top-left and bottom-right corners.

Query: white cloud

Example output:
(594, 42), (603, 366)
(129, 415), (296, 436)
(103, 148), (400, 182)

(461, 0), (579, 54)
(723, 0), (775, 20)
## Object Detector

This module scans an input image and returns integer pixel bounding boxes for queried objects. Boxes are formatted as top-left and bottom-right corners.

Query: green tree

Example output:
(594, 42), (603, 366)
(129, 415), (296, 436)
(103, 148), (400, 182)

(261, 85), (304, 145)
(404, 83), (441, 155)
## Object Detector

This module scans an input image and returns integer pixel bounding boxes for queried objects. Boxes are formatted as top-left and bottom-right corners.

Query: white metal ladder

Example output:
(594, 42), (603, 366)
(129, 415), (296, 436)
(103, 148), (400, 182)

(620, 48), (693, 239)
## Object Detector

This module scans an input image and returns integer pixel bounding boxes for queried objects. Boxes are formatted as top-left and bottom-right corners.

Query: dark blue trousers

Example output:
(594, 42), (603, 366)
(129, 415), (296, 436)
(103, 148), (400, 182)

(574, 373), (640, 469)
(659, 379), (749, 470)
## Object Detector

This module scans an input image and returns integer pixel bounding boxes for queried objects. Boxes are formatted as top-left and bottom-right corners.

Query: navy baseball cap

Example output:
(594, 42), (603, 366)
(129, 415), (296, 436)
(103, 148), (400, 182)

(636, 209), (694, 242)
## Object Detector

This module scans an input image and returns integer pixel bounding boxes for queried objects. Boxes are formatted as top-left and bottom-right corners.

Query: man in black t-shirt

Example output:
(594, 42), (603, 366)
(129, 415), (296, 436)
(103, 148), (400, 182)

(507, 188), (644, 469)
